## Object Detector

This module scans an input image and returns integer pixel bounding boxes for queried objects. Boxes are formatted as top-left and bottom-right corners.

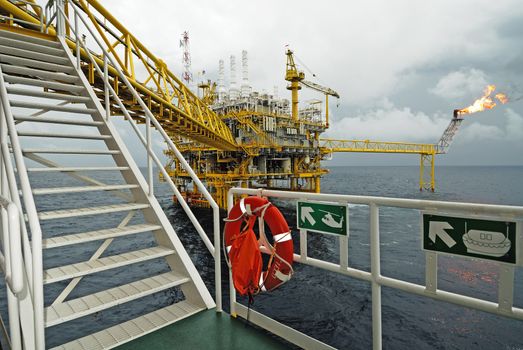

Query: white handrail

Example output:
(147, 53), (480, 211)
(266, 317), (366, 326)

(0, 64), (46, 350)
(57, 3), (223, 311)
(0, 196), (22, 293)
(0, 195), (23, 350)
(227, 187), (523, 350)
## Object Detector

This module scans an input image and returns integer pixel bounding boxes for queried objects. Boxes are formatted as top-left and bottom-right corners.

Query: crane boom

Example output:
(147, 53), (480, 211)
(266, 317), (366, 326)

(301, 80), (340, 98)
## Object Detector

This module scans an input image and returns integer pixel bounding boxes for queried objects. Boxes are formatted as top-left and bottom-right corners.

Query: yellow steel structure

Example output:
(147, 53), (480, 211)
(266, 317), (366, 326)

(320, 139), (438, 191)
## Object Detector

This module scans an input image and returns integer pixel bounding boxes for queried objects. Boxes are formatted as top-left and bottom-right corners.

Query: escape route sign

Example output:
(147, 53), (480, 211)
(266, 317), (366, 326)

(422, 213), (518, 264)
(297, 201), (347, 235)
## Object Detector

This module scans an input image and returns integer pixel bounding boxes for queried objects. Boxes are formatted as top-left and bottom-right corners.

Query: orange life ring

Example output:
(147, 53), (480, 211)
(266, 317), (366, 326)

(224, 196), (294, 292)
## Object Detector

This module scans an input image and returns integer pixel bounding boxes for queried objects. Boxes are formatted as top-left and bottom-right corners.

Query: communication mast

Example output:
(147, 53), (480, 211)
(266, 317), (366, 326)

(180, 31), (192, 85)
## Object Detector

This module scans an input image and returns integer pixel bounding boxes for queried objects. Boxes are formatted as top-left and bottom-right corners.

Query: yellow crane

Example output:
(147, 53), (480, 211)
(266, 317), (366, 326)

(285, 49), (305, 120)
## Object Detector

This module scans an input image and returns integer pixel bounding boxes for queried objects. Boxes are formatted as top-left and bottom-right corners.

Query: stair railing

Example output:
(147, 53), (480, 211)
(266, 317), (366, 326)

(55, 1), (223, 312)
(0, 192), (22, 350)
(0, 64), (44, 349)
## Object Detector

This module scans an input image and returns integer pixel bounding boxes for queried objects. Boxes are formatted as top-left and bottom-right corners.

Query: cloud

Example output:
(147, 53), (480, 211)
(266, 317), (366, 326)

(459, 108), (523, 141)
(430, 68), (488, 99)
(460, 122), (504, 141)
(325, 99), (449, 142)
(70, 0), (523, 105)
(505, 108), (523, 139)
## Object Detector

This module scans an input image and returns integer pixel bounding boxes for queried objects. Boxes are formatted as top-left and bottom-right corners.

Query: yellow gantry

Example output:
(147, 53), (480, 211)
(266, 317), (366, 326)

(320, 138), (438, 191)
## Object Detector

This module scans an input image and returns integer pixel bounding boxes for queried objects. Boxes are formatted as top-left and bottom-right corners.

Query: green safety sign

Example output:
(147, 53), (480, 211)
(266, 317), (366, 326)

(422, 213), (518, 264)
(297, 201), (347, 235)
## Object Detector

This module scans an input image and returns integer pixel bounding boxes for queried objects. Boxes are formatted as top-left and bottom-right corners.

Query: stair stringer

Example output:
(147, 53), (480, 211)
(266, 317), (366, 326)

(57, 36), (215, 310)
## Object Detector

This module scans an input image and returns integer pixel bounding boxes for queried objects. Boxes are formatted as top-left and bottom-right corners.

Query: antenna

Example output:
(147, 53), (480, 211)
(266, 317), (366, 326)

(180, 31), (192, 85)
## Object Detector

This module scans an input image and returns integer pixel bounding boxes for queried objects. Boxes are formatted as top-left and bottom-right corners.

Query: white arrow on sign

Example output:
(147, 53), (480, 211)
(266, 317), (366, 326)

(301, 206), (316, 226)
(429, 221), (456, 248)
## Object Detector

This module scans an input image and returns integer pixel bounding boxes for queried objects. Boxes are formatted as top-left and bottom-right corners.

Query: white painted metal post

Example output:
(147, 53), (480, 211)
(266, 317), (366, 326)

(227, 191), (236, 315)
(498, 265), (515, 314)
(146, 114), (153, 197)
(214, 207), (222, 312)
(299, 229), (308, 262)
(339, 203), (349, 269)
(56, 0), (65, 37)
(370, 203), (382, 350)
(103, 54), (109, 121)
(74, 11), (80, 70)
(425, 252), (437, 293)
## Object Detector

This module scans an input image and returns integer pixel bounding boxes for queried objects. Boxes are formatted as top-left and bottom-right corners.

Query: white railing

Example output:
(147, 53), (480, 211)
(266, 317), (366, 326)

(54, 1), (222, 311)
(227, 187), (523, 350)
(0, 194), (22, 350)
(0, 61), (43, 349)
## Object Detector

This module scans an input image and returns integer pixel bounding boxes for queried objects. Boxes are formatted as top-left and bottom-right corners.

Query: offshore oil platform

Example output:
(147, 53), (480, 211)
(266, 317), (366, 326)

(163, 48), (338, 208)
(163, 41), (477, 209)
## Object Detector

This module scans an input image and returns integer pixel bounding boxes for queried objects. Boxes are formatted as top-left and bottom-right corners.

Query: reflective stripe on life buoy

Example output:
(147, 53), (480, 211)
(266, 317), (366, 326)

(224, 196), (294, 292)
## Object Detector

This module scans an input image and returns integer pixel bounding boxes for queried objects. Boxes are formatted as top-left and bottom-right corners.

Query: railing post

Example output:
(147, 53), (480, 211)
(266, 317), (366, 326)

(55, 0), (65, 37)
(370, 203), (382, 350)
(74, 10), (80, 70)
(103, 53), (109, 121)
(146, 113), (153, 197)
(213, 205), (221, 312)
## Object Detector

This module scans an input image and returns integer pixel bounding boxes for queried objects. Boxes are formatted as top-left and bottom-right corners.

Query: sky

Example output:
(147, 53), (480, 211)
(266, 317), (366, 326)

(31, 0), (523, 166)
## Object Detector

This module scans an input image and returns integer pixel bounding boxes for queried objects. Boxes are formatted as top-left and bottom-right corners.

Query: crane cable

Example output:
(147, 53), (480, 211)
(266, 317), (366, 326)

(293, 52), (339, 107)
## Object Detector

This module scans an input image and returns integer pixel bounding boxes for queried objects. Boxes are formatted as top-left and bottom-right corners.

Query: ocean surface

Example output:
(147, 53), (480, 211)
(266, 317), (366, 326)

(2, 165), (523, 349)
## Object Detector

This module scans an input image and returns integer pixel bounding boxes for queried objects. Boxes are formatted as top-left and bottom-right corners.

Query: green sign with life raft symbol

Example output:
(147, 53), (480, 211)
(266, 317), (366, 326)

(297, 200), (348, 235)
(422, 213), (519, 265)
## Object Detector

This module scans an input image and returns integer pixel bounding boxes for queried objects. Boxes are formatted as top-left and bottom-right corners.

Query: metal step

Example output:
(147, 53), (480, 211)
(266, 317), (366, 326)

(3, 74), (84, 93)
(0, 44), (69, 65)
(10, 100), (96, 114)
(17, 131), (110, 140)
(45, 272), (190, 327)
(14, 115), (102, 127)
(38, 203), (149, 221)
(0, 54), (74, 73)
(32, 184), (138, 195)
(1, 64), (79, 83)
(43, 246), (174, 284)
(22, 148), (120, 155)
(43, 223), (161, 249)
(0, 37), (63, 56)
(51, 300), (204, 350)
(0, 30), (62, 48)
(6, 86), (89, 103)
(28, 166), (129, 173)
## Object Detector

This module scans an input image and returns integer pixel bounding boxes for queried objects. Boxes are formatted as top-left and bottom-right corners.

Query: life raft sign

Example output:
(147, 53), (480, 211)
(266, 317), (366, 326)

(422, 213), (518, 264)
(297, 201), (347, 235)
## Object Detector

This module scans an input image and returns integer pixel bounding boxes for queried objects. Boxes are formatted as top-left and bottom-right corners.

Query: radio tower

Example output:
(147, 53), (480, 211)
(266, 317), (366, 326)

(180, 31), (192, 85)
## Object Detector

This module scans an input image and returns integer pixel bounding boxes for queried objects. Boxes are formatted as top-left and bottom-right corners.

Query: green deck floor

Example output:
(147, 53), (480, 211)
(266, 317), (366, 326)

(116, 309), (290, 350)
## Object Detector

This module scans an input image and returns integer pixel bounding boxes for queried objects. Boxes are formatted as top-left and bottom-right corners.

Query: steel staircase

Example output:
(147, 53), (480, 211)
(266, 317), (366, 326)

(0, 28), (215, 349)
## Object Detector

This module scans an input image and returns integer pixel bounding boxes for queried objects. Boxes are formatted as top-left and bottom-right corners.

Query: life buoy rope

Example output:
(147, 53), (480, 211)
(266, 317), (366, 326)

(224, 196), (294, 293)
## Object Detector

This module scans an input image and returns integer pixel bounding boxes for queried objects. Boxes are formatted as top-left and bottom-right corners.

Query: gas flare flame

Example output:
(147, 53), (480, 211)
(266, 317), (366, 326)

(457, 85), (509, 116)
